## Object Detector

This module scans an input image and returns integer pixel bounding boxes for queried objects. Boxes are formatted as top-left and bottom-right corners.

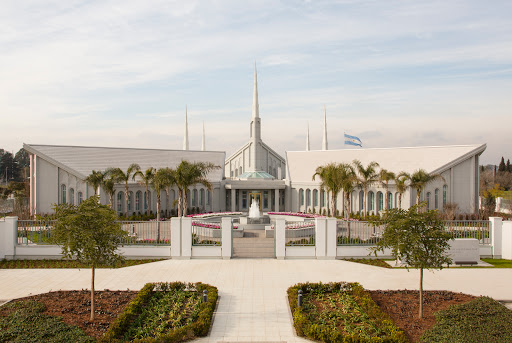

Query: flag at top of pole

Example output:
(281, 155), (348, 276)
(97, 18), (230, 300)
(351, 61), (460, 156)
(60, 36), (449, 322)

(344, 133), (362, 147)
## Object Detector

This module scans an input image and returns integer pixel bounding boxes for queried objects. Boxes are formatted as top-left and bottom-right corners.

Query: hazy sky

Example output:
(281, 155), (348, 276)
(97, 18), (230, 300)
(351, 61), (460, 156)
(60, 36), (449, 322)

(2, 0), (511, 165)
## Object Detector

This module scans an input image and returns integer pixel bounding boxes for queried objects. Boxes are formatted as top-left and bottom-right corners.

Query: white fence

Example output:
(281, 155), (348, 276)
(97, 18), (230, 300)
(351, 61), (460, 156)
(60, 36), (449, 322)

(0, 216), (510, 260)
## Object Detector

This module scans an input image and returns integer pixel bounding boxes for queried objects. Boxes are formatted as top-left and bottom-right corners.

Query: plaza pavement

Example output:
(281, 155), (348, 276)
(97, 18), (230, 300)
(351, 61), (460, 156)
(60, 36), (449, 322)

(1, 259), (511, 342)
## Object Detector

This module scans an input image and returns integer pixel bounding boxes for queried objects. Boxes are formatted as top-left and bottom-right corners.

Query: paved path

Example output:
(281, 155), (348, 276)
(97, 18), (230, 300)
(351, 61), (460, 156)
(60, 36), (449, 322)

(1, 259), (511, 342)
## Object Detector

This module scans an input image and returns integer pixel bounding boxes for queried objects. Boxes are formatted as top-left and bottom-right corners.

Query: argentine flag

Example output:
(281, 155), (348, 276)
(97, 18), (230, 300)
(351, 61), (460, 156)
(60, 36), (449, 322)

(344, 133), (362, 147)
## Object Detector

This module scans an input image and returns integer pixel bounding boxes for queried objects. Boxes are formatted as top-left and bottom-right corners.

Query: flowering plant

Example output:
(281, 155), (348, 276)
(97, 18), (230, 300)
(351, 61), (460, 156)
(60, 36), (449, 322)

(268, 212), (324, 218)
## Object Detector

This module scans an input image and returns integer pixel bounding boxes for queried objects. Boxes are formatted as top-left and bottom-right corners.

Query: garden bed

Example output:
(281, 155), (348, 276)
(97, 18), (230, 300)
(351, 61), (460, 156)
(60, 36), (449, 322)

(0, 259), (165, 269)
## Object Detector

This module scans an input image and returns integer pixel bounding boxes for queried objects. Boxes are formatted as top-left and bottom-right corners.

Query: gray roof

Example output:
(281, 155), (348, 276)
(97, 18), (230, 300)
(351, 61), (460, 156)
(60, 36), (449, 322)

(286, 144), (486, 183)
(24, 144), (225, 181)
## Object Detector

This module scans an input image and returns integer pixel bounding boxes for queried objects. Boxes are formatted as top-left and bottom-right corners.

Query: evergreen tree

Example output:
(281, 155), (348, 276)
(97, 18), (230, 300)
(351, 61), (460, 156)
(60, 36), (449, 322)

(507, 159), (511, 173)
(498, 157), (506, 172)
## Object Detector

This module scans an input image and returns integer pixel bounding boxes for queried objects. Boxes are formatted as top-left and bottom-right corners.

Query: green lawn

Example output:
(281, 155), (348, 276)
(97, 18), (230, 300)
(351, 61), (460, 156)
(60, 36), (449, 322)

(0, 259), (165, 269)
(482, 258), (512, 268)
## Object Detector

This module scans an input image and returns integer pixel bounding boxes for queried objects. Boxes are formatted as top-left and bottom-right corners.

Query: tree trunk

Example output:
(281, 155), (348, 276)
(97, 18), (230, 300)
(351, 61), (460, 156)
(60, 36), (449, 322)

(109, 195), (113, 208)
(344, 193), (350, 220)
(398, 194), (402, 209)
(384, 186), (388, 211)
(183, 190), (188, 217)
(330, 191), (336, 217)
(177, 188), (183, 217)
(125, 184), (129, 216)
(146, 184), (150, 215)
(90, 266), (95, 321)
(156, 193), (161, 241)
(165, 187), (170, 217)
(364, 188), (368, 217)
(419, 267), (423, 319)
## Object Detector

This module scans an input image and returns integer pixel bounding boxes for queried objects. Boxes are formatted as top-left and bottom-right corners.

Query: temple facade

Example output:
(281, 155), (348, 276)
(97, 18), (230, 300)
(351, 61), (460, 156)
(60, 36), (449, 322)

(24, 66), (486, 216)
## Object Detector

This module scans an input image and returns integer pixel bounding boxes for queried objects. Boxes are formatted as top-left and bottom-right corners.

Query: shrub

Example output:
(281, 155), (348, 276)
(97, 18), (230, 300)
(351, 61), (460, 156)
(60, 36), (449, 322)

(420, 297), (512, 343)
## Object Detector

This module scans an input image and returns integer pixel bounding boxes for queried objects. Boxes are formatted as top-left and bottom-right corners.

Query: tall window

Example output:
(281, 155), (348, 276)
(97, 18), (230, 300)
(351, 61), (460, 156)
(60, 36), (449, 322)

(369, 191), (375, 211)
(61, 184), (66, 204)
(443, 185), (447, 207)
(434, 189), (439, 209)
(299, 189), (304, 206)
(128, 191), (133, 211)
(206, 190), (210, 205)
(200, 189), (205, 207)
(136, 191), (141, 211)
(306, 189), (311, 206)
(117, 192), (123, 212)
(77, 191), (83, 204)
(313, 189), (318, 206)
(387, 192), (392, 209)
(426, 192), (431, 209)
(192, 189), (197, 206)
(359, 191), (365, 211)
(377, 192), (383, 211)
(69, 188), (75, 205)
(242, 191), (247, 209)
(263, 191), (269, 208)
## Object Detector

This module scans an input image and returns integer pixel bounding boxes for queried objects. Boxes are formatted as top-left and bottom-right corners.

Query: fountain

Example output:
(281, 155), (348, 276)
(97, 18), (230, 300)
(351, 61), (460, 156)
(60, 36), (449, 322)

(248, 199), (261, 219)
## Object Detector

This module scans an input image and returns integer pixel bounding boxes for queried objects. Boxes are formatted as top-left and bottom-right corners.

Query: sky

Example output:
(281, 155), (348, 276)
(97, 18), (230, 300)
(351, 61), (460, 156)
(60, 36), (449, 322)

(1, 0), (511, 165)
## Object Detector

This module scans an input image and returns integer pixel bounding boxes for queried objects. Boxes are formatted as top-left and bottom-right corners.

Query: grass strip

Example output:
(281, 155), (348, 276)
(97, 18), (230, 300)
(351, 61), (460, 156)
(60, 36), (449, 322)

(481, 258), (512, 268)
(344, 258), (393, 268)
(0, 258), (165, 269)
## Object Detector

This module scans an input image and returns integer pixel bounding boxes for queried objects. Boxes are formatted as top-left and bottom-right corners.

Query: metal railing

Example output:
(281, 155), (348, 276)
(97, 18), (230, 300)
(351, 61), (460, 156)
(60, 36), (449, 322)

(285, 220), (315, 246)
(17, 220), (172, 246)
(336, 220), (384, 246)
(192, 221), (222, 246)
(443, 220), (491, 245)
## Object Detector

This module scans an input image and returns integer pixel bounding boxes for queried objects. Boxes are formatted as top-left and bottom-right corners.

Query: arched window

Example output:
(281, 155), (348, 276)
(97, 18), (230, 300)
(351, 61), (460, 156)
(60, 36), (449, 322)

(434, 189), (439, 209)
(306, 189), (311, 206)
(387, 192), (393, 209)
(192, 189), (198, 206)
(200, 189), (205, 207)
(128, 191), (133, 211)
(443, 185), (447, 207)
(136, 191), (141, 211)
(368, 191), (375, 211)
(299, 189), (304, 206)
(61, 184), (66, 204)
(117, 192), (123, 212)
(426, 192), (431, 209)
(377, 192), (383, 211)
(313, 189), (318, 206)
(78, 191), (83, 204)
(206, 190), (210, 206)
(320, 190), (325, 207)
(69, 188), (75, 205)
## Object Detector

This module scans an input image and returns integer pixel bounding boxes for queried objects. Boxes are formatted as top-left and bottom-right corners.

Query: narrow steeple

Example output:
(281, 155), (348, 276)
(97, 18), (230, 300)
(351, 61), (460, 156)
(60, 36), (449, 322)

(322, 105), (328, 150)
(249, 62), (262, 171)
(183, 105), (189, 150)
(201, 121), (205, 151)
(306, 122), (310, 151)
(252, 62), (260, 119)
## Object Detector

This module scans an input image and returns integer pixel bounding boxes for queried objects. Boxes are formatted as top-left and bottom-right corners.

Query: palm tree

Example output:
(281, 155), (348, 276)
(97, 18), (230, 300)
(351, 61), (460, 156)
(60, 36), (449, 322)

(174, 161), (220, 216)
(353, 160), (380, 216)
(395, 172), (410, 209)
(379, 169), (396, 211)
(133, 167), (155, 215)
(101, 176), (116, 209)
(151, 168), (177, 241)
(109, 164), (140, 216)
(409, 169), (445, 208)
(85, 170), (105, 196)
(340, 164), (357, 219)
(312, 163), (346, 217)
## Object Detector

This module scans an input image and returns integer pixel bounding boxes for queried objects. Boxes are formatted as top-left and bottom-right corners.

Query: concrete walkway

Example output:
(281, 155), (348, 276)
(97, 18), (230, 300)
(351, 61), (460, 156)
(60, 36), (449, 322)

(1, 259), (511, 342)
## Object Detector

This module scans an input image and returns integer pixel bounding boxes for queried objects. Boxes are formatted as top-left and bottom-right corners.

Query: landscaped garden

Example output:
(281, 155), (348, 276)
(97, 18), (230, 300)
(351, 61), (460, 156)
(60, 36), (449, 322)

(0, 282), (218, 342)
(0, 259), (165, 269)
(288, 282), (512, 343)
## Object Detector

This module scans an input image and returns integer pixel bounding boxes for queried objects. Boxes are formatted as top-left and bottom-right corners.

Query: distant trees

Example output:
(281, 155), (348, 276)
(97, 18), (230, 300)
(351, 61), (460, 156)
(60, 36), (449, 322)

(352, 160), (380, 216)
(0, 148), (29, 183)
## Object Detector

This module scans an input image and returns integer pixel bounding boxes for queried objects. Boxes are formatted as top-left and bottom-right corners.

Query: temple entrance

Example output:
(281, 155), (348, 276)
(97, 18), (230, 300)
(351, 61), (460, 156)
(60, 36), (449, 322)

(248, 192), (262, 210)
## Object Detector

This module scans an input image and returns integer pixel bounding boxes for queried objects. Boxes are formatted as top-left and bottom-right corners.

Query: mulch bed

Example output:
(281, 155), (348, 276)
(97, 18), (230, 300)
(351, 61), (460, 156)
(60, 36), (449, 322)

(2, 289), (476, 342)
(369, 290), (476, 342)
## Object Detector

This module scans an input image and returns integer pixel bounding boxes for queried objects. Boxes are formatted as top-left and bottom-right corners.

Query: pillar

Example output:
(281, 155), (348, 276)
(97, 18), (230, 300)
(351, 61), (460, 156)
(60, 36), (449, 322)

(171, 217), (181, 258)
(231, 189), (236, 212)
(502, 221), (512, 260)
(326, 218), (337, 259)
(221, 217), (232, 259)
(275, 219), (286, 259)
(0, 216), (17, 259)
(274, 188), (280, 212)
(490, 217), (503, 258)
(315, 218), (327, 258)
(30, 154), (34, 215)
(181, 217), (192, 259)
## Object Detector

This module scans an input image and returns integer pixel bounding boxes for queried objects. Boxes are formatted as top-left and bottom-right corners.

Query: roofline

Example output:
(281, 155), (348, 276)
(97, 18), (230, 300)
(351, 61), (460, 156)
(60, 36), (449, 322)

(431, 143), (486, 175)
(24, 143), (225, 154)
(24, 143), (87, 180)
(286, 143), (487, 154)
(225, 142), (251, 163)
(261, 141), (286, 163)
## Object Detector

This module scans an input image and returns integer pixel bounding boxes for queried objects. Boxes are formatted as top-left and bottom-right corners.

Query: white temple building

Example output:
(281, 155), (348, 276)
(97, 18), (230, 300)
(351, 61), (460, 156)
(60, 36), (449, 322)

(23, 66), (486, 216)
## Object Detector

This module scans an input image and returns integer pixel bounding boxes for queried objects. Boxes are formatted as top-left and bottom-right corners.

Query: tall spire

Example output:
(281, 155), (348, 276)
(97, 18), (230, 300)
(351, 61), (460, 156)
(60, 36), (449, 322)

(201, 121), (205, 151)
(252, 61), (259, 119)
(183, 105), (189, 150)
(322, 105), (328, 150)
(306, 122), (310, 151)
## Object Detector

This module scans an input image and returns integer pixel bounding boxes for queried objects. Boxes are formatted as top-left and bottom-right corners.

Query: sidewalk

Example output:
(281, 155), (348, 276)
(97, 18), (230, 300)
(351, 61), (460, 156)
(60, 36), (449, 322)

(1, 259), (511, 342)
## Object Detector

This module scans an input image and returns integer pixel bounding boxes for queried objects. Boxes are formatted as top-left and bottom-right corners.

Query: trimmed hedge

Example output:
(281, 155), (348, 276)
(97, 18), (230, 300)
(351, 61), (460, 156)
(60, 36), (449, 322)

(100, 282), (218, 343)
(288, 282), (406, 343)
(420, 296), (512, 343)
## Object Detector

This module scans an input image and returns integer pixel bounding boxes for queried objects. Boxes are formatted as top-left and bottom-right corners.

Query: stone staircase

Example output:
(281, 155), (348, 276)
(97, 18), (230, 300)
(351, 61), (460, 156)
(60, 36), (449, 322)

(233, 229), (275, 258)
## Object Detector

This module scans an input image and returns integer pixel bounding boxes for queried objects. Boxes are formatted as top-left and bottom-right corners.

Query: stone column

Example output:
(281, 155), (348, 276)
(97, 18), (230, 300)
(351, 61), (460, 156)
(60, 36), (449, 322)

(490, 217), (503, 258)
(221, 217), (232, 259)
(30, 154), (34, 215)
(315, 218), (327, 258)
(274, 188), (280, 212)
(275, 219), (286, 259)
(502, 221), (512, 260)
(171, 217), (181, 258)
(0, 216), (17, 259)
(181, 217), (192, 259)
(326, 218), (337, 259)
(231, 188), (236, 212)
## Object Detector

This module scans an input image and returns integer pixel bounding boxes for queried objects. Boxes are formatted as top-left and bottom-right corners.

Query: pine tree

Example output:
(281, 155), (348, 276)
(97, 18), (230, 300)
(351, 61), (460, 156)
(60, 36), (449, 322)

(507, 159), (511, 173)
(498, 157), (506, 172)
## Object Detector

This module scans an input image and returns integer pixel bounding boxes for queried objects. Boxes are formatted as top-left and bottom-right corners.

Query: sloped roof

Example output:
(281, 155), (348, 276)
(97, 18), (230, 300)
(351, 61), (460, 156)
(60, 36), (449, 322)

(286, 144), (486, 183)
(24, 144), (225, 181)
